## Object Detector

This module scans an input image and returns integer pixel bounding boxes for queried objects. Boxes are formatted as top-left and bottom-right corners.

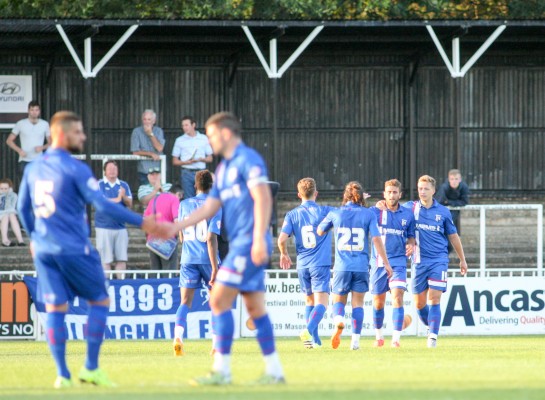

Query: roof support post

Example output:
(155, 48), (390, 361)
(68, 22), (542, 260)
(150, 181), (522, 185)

(56, 24), (138, 79)
(426, 24), (506, 78)
(242, 25), (323, 78)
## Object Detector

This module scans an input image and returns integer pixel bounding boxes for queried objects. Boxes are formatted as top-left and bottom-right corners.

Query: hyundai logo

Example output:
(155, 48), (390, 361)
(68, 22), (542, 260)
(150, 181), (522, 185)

(0, 82), (21, 95)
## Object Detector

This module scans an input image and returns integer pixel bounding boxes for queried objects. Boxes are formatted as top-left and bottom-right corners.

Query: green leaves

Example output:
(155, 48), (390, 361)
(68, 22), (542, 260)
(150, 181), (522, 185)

(0, 0), (544, 20)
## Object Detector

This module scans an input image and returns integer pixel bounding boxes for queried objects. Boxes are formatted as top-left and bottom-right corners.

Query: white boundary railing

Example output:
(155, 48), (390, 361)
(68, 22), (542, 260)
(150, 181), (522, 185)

(450, 204), (543, 277)
(72, 154), (167, 184)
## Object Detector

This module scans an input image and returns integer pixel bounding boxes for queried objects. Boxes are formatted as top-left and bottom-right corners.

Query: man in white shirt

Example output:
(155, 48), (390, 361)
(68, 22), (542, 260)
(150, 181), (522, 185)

(6, 101), (51, 177)
(172, 116), (213, 198)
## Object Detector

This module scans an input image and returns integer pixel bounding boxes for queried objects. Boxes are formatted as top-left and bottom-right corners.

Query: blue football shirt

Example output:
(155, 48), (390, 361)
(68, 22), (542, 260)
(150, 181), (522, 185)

(318, 202), (381, 272)
(179, 193), (222, 265)
(17, 148), (143, 255)
(95, 178), (132, 230)
(369, 206), (416, 268)
(402, 200), (457, 264)
(281, 201), (334, 269)
(209, 142), (272, 250)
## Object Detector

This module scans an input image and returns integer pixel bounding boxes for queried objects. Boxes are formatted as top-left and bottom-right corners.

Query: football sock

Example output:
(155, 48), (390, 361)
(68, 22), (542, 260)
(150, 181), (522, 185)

(212, 310), (234, 355)
(254, 314), (276, 356)
(175, 304), (190, 339)
(417, 304), (429, 326)
(85, 305), (108, 371)
(428, 304), (441, 338)
(307, 304), (326, 339)
(351, 334), (360, 344)
(263, 352), (284, 378)
(312, 327), (322, 346)
(46, 312), (70, 379)
(254, 314), (284, 378)
(212, 352), (231, 377)
(392, 306), (404, 332)
(392, 330), (401, 343)
(373, 307), (385, 329)
(352, 307), (364, 335)
(305, 305), (321, 343)
(333, 302), (345, 325)
(304, 305), (314, 324)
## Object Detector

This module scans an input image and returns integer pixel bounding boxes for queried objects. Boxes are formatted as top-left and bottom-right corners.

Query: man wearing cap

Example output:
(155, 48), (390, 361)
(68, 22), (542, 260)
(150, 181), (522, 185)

(131, 109), (166, 186)
(137, 166), (172, 208)
(172, 116), (213, 198)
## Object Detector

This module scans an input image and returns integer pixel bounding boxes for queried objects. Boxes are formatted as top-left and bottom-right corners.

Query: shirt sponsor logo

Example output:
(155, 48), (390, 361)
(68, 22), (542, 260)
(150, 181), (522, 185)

(416, 223), (441, 232)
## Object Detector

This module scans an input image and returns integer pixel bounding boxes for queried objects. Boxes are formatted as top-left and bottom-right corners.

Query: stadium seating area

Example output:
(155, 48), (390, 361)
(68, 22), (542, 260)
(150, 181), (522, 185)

(0, 196), (540, 273)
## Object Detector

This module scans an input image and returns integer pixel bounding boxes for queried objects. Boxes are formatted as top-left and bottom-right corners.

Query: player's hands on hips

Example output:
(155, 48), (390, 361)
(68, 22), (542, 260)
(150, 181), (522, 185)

(279, 253), (292, 270)
(251, 237), (269, 266)
(384, 263), (393, 279)
(19, 150), (27, 158)
(375, 200), (387, 210)
(460, 259), (468, 276)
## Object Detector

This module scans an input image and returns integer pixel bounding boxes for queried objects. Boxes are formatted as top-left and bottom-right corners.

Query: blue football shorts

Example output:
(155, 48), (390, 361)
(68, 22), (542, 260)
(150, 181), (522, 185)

(331, 270), (369, 295)
(179, 263), (212, 289)
(370, 265), (408, 295)
(411, 262), (449, 294)
(215, 242), (271, 293)
(34, 249), (108, 305)
(297, 266), (331, 295)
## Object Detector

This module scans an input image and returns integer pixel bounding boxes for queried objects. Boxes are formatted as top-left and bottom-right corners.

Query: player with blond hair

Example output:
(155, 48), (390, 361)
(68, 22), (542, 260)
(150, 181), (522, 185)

(403, 175), (468, 347)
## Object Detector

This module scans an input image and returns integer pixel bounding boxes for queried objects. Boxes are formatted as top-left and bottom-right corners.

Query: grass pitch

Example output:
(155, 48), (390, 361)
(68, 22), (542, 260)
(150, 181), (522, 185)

(0, 336), (544, 400)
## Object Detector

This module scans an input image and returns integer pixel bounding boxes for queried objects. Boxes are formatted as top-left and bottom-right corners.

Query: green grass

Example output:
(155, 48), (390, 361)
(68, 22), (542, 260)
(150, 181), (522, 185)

(0, 336), (544, 399)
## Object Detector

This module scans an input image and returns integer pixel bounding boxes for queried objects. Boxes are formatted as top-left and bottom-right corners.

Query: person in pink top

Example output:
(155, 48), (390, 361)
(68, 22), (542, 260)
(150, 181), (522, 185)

(144, 183), (180, 270)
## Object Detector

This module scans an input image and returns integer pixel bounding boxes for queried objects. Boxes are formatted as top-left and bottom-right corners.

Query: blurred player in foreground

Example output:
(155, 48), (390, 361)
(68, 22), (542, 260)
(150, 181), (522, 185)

(403, 175), (467, 347)
(170, 112), (284, 385)
(369, 179), (415, 347)
(278, 177), (333, 349)
(17, 111), (171, 388)
(317, 181), (392, 350)
(173, 169), (222, 356)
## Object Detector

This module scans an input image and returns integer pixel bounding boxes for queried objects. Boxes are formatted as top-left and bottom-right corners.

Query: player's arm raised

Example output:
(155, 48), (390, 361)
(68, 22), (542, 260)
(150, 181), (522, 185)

(250, 183), (272, 266)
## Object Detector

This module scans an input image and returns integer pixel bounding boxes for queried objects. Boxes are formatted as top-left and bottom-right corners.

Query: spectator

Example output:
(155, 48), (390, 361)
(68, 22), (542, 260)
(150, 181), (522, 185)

(171, 116), (213, 198)
(130, 109), (165, 186)
(95, 161), (132, 279)
(435, 169), (470, 236)
(143, 186), (180, 270)
(0, 178), (25, 247)
(137, 167), (172, 209)
(5, 101), (51, 178)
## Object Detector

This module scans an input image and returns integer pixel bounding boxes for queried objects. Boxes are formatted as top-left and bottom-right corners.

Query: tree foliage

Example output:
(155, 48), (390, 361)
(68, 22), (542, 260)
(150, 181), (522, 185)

(0, 0), (544, 20)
